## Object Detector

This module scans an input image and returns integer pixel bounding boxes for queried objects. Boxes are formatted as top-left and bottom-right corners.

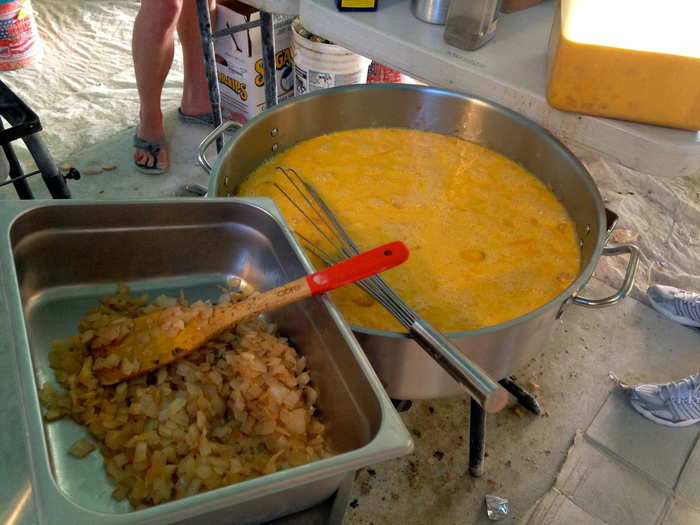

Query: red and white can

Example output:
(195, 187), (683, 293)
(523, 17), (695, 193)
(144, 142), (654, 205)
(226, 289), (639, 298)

(0, 0), (41, 71)
(366, 62), (422, 85)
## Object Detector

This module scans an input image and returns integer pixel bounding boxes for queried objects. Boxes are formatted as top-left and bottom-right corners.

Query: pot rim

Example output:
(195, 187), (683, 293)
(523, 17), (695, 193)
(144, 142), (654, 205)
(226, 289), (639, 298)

(210, 83), (607, 339)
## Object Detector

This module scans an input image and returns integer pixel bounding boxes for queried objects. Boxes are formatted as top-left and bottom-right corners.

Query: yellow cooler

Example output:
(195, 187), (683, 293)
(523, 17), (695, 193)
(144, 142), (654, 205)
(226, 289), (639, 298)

(546, 0), (700, 130)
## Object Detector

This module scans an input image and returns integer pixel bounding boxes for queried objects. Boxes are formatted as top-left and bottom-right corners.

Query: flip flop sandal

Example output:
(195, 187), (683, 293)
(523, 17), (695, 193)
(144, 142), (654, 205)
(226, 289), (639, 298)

(133, 136), (168, 175)
(177, 108), (236, 132)
(178, 107), (216, 126)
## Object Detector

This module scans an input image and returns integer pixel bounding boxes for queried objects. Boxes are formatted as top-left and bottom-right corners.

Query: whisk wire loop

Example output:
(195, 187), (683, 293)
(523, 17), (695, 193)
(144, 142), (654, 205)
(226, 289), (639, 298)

(273, 165), (507, 412)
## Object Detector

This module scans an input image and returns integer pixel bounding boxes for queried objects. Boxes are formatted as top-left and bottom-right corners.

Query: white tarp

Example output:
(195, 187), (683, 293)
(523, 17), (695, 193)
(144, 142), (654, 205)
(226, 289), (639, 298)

(2, 0), (183, 160)
(1, 0), (698, 300)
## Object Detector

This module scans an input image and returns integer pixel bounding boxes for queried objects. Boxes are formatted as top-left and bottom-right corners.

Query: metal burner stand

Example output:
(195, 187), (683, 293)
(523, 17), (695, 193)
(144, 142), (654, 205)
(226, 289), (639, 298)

(0, 79), (78, 199)
(394, 376), (541, 477)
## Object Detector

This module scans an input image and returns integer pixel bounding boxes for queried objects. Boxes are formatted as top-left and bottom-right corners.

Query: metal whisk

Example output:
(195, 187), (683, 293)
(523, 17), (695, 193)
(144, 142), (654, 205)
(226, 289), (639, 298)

(274, 167), (508, 413)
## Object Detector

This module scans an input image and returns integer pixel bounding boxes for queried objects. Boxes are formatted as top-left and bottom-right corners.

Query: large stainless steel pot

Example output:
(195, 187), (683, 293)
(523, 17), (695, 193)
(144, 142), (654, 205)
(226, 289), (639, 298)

(201, 84), (639, 399)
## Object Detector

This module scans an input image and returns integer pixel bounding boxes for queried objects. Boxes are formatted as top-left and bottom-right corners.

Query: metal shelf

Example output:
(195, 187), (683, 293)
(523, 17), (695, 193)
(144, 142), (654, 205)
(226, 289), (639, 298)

(240, 0), (299, 15)
(299, 0), (700, 178)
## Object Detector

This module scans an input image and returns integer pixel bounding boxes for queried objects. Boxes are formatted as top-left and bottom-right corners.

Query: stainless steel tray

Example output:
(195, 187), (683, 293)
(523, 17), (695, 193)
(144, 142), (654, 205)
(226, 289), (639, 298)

(0, 198), (412, 525)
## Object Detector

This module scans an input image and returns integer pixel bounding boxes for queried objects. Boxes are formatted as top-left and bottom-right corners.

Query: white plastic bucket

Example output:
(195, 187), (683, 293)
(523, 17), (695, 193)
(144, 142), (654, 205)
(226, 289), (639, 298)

(291, 19), (370, 96)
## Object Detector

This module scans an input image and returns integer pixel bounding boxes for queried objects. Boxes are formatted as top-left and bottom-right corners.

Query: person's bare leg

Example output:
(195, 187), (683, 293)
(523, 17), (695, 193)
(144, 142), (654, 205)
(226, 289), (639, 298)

(177, 0), (216, 116)
(132, 0), (183, 170)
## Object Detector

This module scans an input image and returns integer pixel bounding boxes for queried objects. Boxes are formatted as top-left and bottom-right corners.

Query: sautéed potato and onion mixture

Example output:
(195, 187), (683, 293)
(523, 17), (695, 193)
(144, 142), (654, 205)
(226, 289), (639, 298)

(39, 285), (331, 509)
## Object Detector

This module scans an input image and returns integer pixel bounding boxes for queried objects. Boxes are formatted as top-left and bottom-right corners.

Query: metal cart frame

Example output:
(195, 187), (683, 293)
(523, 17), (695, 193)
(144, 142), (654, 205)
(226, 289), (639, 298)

(195, 0), (278, 153)
(0, 79), (77, 199)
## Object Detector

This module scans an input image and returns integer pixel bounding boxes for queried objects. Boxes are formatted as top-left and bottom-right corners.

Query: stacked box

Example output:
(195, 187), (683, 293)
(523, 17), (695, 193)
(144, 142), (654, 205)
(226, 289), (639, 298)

(215, 0), (294, 124)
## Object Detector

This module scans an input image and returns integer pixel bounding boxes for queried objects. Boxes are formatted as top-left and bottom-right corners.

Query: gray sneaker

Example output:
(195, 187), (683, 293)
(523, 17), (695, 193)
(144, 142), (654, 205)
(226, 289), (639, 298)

(647, 285), (700, 328)
(628, 373), (700, 427)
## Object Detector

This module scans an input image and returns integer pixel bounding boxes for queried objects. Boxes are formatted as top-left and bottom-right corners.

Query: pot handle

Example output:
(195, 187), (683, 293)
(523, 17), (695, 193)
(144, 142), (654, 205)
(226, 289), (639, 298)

(197, 120), (243, 174)
(572, 243), (640, 308)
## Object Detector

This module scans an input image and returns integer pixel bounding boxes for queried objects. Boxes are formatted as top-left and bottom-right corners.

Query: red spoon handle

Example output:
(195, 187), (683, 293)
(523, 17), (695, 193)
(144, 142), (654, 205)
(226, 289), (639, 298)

(306, 241), (409, 295)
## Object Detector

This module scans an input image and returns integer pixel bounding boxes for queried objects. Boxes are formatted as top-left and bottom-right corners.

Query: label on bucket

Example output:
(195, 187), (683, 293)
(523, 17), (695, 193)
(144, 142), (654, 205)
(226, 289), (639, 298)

(0, 0), (41, 71)
(294, 65), (366, 95)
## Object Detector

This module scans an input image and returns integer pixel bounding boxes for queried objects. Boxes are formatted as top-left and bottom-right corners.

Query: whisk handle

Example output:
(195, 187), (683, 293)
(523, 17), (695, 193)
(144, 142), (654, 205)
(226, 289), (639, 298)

(410, 319), (509, 413)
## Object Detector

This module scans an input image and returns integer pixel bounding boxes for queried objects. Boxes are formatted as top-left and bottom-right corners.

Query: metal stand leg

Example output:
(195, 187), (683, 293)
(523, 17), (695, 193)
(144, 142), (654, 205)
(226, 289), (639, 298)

(24, 134), (70, 198)
(469, 398), (485, 477)
(260, 12), (277, 108)
(196, 0), (223, 153)
(466, 377), (540, 477)
(1, 135), (33, 199)
(391, 399), (413, 412)
(499, 376), (541, 415)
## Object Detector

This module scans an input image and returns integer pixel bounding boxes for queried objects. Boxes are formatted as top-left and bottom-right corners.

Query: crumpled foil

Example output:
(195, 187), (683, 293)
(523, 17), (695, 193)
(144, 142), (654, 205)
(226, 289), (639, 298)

(484, 494), (509, 521)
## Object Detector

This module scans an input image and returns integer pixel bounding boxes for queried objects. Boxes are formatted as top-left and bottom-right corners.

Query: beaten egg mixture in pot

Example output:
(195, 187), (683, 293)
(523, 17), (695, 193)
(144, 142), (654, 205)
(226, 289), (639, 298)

(237, 128), (580, 333)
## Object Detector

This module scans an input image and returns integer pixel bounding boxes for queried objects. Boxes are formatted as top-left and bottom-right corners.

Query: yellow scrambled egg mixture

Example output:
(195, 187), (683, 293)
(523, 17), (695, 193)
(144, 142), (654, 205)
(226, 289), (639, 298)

(237, 128), (580, 332)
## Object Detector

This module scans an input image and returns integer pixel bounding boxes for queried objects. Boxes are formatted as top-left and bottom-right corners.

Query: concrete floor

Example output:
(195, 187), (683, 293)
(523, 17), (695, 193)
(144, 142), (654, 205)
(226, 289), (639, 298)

(340, 279), (700, 525)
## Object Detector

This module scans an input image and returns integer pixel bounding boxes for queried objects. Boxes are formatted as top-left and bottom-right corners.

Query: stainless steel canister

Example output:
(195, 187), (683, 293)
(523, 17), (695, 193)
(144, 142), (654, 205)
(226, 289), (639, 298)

(411, 0), (450, 24)
(443, 0), (501, 50)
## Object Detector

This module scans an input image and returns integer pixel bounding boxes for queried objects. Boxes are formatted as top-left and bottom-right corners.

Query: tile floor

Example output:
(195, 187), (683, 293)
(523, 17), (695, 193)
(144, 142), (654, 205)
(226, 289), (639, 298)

(524, 390), (700, 525)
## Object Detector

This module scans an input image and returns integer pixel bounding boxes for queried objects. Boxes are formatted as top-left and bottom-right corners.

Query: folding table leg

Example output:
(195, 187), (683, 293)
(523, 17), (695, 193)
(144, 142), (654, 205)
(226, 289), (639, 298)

(195, 0), (223, 153)
(260, 11), (278, 109)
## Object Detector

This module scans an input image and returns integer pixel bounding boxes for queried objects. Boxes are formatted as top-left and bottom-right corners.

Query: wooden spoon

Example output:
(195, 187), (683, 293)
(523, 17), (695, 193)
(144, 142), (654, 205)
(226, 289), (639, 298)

(90, 241), (409, 385)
